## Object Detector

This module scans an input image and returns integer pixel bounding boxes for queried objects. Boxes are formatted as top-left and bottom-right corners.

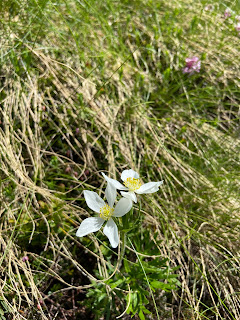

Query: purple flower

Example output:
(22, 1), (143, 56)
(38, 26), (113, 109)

(223, 8), (232, 19)
(84, 169), (90, 176)
(22, 256), (29, 262)
(182, 56), (201, 75)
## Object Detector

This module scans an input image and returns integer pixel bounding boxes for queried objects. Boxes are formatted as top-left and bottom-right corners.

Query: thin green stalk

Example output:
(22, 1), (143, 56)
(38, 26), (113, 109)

(128, 238), (160, 320)
(118, 231), (127, 269)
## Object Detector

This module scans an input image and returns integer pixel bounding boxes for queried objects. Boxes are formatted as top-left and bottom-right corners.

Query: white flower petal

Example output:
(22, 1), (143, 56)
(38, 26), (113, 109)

(121, 169), (139, 181)
(84, 190), (105, 213)
(76, 217), (104, 237)
(135, 181), (163, 194)
(120, 191), (137, 203)
(102, 172), (127, 190)
(103, 219), (119, 248)
(105, 183), (116, 208)
(113, 198), (132, 217)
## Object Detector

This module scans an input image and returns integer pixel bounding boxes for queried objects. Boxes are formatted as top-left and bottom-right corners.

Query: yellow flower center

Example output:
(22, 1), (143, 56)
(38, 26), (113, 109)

(99, 204), (114, 220)
(123, 177), (142, 191)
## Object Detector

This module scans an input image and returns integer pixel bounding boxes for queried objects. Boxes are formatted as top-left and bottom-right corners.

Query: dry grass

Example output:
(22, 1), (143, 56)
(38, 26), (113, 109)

(0, 0), (240, 319)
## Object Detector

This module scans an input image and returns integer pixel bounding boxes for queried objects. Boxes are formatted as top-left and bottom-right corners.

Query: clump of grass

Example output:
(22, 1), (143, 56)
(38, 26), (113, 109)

(0, 0), (240, 319)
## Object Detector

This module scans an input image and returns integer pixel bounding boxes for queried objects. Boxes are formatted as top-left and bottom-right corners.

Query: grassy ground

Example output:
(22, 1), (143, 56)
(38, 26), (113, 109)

(0, 0), (240, 319)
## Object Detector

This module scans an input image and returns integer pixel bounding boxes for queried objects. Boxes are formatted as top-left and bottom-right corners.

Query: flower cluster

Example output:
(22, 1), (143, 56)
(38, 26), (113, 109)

(182, 56), (201, 75)
(76, 169), (163, 248)
(235, 22), (240, 35)
(222, 7), (240, 35)
(223, 8), (232, 19)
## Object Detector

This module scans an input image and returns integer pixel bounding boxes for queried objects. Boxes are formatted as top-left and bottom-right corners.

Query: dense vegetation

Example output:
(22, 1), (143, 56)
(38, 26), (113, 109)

(0, 0), (239, 319)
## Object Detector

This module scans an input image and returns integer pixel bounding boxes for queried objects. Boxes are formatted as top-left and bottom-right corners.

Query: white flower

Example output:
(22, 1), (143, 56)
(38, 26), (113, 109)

(102, 169), (163, 203)
(76, 184), (132, 248)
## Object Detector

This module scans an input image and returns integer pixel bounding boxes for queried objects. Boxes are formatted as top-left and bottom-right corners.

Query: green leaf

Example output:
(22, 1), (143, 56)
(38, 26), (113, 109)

(124, 259), (131, 273)
(141, 306), (152, 314)
(110, 279), (124, 290)
(131, 292), (138, 311)
(151, 280), (176, 291)
(138, 310), (145, 320)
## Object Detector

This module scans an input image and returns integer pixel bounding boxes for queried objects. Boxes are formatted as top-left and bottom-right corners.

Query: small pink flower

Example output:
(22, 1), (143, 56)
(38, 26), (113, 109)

(223, 8), (231, 19)
(73, 171), (78, 177)
(204, 4), (214, 11)
(183, 56), (201, 75)
(84, 169), (90, 176)
(65, 165), (72, 173)
(37, 299), (44, 310)
(76, 128), (80, 135)
(235, 22), (240, 32)
(22, 256), (29, 262)
(66, 149), (72, 159)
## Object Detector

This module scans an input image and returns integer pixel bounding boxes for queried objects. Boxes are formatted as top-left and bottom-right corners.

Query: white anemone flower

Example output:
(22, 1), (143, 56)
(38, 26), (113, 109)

(102, 169), (163, 203)
(76, 184), (132, 248)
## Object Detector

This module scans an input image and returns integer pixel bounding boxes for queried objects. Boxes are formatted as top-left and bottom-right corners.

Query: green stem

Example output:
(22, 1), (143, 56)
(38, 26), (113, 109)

(118, 231), (127, 269)
(129, 238), (160, 320)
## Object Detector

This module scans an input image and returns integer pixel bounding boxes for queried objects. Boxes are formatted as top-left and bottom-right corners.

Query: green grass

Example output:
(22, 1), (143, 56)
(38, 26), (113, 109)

(0, 0), (240, 319)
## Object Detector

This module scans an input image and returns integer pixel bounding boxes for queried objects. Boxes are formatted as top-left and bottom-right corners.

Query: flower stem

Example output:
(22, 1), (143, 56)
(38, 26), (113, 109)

(129, 238), (160, 320)
(118, 231), (126, 269)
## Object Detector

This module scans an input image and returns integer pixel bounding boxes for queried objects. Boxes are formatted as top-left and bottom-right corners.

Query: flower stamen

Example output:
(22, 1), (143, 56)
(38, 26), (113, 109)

(99, 204), (114, 220)
(123, 177), (142, 191)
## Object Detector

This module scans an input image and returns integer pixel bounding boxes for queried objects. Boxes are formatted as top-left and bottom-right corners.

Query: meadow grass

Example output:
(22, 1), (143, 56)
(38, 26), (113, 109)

(0, 0), (240, 319)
